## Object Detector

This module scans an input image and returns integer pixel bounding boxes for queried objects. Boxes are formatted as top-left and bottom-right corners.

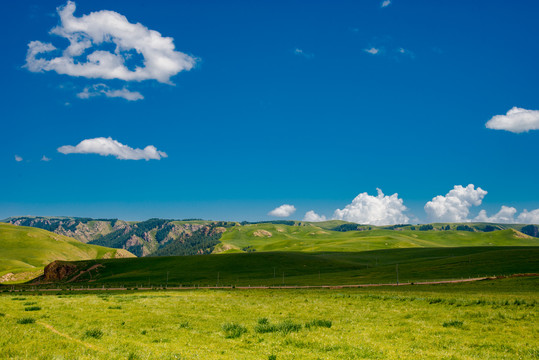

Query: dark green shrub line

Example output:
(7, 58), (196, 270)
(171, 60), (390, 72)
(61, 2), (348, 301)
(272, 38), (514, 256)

(23, 302), (37, 306)
(24, 306), (41, 311)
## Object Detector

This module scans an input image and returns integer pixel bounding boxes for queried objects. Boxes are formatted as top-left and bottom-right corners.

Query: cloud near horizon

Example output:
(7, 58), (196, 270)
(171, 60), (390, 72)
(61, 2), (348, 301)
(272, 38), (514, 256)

(333, 188), (409, 225)
(25, 1), (196, 96)
(381, 0), (391, 8)
(364, 47), (380, 55)
(486, 107), (539, 133)
(14, 155), (23, 162)
(58, 137), (167, 160)
(303, 210), (327, 222)
(424, 184), (487, 222)
(268, 204), (296, 217)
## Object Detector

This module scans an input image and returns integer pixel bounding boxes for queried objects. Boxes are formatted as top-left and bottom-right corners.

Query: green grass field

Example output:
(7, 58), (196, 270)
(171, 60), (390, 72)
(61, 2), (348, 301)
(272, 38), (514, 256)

(26, 246), (538, 288)
(0, 277), (537, 359)
(216, 223), (539, 253)
(0, 223), (134, 282)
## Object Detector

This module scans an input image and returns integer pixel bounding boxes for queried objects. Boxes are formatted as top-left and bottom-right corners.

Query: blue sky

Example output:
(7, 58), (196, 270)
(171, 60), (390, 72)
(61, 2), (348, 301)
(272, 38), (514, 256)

(1, 0), (538, 223)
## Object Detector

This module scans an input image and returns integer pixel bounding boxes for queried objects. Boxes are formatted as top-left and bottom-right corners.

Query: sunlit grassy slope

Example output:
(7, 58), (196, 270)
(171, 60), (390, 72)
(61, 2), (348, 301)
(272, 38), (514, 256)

(215, 222), (539, 253)
(0, 223), (133, 277)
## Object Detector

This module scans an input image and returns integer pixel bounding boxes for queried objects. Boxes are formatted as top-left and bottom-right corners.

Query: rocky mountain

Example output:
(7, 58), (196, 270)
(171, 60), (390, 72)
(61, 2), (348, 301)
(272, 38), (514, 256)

(4, 216), (237, 257)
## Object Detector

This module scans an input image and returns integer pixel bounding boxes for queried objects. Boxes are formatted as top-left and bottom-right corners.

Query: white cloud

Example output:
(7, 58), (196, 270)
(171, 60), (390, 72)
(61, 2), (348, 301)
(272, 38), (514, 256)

(364, 47), (379, 55)
(381, 0), (391, 8)
(57, 137), (167, 160)
(25, 1), (196, 84)
(486, 107), (539, 133)
(77, 84), (143, 101)
(424, 184), (487, 222)
(293, 48), (313, 59)
(333, 188), (409, 225)
(15, 155), (23, 162)
(517, 209), (539, 224)
(303, 210), (327, 222)
(474, 206), (517, 223)
(41, 155), (51, 162)
(268, 204), (296, 217)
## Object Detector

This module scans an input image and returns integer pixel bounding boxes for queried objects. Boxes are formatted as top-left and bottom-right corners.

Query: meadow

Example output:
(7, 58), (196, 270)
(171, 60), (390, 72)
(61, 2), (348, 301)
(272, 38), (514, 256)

(0, 277), (537, 359)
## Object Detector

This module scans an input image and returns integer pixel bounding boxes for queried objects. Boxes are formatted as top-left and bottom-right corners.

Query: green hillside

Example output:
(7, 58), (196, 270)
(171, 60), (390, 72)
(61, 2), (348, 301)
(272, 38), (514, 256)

(0, 223), (134, 282)
(29, 246), (539, 287)
(215, 222), (539, 253)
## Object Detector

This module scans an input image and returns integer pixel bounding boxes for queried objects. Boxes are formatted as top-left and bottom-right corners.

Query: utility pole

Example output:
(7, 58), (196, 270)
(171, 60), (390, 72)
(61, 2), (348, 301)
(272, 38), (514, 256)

(396, 264), (399, 285)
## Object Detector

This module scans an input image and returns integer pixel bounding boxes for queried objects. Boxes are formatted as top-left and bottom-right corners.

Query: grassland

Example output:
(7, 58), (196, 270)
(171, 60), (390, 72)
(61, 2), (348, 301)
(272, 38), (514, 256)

(216, 223), (539, 253)
(0, 277), (537, 359)
(24, 246), (538, 288)
(0, 223), (134, 281)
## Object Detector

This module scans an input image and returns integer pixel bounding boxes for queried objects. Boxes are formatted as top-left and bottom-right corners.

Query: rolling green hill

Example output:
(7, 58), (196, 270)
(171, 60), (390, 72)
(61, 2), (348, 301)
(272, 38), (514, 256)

(215, 223), (539, 253)
(4, 216), (538, 258)
(29, 246), (539, 287)
(0, 223), (134, 282)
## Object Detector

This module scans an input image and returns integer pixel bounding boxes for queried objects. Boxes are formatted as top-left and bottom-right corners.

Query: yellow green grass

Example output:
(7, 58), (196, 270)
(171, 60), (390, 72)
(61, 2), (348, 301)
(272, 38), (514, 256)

(0, 223), (133, 280)
(216, 223), (539, 253)
(0, 277), (537, 359)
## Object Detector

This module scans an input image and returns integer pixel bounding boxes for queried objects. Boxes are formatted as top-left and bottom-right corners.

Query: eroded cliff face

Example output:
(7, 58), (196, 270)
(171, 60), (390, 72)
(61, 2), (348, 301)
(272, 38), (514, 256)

(42, 261), (78, 282)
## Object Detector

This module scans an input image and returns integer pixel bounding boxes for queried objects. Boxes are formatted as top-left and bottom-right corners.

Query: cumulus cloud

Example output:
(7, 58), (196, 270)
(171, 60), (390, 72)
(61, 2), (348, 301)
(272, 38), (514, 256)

(517, 209), (539, 224)
(268, 204), (296, 217)
(333, 188), (409, 225)
(364, 47), (379, 55)
(15, 155), (23, 162)
(424, 184), (487, 222)
(303, 210), (327, 222)
(381, 0), (391, 8)
(57, 137), (167, 160)
(486, 107), (539, 133)
(77, 84), (143, 101)
(25, 1), (196, 84)
(41, 155), (51, 162)
(474, 206), (517, 223)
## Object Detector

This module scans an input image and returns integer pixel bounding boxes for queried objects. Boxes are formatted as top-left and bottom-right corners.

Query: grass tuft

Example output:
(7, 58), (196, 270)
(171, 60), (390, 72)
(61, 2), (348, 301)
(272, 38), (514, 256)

(305, 319), (332, 329)
(222, 322), (247, 339)
(85, 328), (104, 339)
(17, 317), (35, 324)
(442, 320), (464, 328)
(24, 306), (41, 311)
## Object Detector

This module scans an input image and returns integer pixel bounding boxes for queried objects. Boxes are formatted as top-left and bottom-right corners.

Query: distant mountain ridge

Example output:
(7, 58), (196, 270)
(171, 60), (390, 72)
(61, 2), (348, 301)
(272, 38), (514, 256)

(3, 216), (538, 258)
(4, 216), (236, 257)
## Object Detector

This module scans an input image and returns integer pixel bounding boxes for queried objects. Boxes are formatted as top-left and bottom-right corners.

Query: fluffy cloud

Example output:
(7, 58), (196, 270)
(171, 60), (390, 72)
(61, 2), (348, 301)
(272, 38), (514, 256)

(58, 137), (167, 160)
(381, 0), (391, 8)
(333, 188), (409, 225)
(474, 206), (517, 223)
(303, 211), (327, 222)
(424, 184), (487, 222)
(25, 1), (196, 84)
(486, 107), (539, 133)
(41, 155), (51, 162)
(268, 204), (296, 217)
(14, 155), (23, 162)
(517, 209), (539, 224)
(364, 47), (379, 55)
(77, 84), (143, 101)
